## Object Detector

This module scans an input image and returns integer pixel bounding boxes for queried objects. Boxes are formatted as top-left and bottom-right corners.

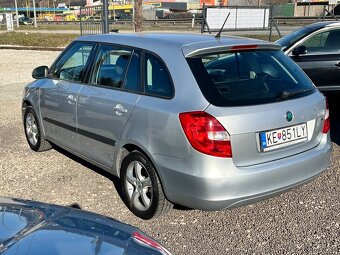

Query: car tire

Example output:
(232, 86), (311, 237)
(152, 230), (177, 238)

(121, 151), (172, 219)
(23, 106), (51, 152)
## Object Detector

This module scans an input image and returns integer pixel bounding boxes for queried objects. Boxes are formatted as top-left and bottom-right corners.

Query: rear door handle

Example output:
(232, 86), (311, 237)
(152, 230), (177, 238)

(113, 104), (127, 115)
(335, 62), (340, 67)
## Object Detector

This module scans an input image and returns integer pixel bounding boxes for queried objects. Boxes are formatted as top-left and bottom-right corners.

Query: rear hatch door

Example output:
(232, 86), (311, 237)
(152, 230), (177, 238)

(205, 93), (325, 167)
(186, 46), (326, 166)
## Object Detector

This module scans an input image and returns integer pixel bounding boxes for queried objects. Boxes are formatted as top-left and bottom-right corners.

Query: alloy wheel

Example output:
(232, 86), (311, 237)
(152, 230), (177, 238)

(25, 113), (39, 146)
(125, 161), (153, 211)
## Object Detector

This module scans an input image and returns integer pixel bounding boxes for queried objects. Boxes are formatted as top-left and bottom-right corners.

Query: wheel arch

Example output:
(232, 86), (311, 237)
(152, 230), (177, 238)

(22, 100), (32, 107)
(115, 143), (171, 201)
(116, 144), (154, 177)
(22, 99), (32, 112)
(22, 99), (40, 118)
(22, 100), (34, 120)
(22, 99), (42, 128)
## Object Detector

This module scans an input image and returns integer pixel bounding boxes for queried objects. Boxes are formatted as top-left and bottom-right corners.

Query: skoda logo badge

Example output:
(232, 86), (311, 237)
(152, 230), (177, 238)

(286, 111), (293, 122)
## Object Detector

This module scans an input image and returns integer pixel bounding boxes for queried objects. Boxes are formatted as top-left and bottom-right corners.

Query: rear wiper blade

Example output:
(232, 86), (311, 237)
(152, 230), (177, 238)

(277, 89), (314, 101)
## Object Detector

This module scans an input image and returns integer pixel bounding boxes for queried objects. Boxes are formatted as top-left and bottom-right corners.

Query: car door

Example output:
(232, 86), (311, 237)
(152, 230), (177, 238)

(40, 42), (95, 151)
(289, 28), (340, 91)
(77, 45), (141, 168)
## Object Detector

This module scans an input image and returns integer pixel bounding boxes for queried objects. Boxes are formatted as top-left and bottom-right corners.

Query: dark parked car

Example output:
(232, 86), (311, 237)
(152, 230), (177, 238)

(19, 17), (33, 25)
(276, 21), (340, 92)
(0, 197), (171, 255)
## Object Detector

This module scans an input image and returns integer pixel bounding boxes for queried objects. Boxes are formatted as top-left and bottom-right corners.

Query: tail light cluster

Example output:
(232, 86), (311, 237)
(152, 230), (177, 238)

(132, 232), (172, 255)
(179, 111), (232, 158)
(322, 98), (330, 134)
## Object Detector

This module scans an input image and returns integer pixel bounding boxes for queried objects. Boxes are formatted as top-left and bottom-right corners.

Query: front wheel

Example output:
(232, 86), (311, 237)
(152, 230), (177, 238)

(23, 106), (51, 152)
(120, 151), (172, 220)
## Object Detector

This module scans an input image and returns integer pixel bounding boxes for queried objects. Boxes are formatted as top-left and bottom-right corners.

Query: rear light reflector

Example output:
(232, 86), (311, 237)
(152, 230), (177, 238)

(133, 232), (171, 255)
(179, 111), (232, 158)
(322, 98), (330, 134)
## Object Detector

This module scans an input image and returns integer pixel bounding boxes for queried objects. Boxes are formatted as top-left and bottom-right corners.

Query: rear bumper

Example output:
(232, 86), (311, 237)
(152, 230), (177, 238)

(154, 133), (332, 210)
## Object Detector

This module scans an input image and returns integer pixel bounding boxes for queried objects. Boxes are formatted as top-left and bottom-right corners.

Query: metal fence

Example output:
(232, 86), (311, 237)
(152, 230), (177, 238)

(201, 5), (272, 33)
(201, 5), (281, 41)
(80, 5), (106, 35)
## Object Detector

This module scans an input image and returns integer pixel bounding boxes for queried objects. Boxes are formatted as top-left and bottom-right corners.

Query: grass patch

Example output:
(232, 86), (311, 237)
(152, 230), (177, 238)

(0, 32), (78, 47)
(0, 24), (81, 31)
(243, 34), (281, 42)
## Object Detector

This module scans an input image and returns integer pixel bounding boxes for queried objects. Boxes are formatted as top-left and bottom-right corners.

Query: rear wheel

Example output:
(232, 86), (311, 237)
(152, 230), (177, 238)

(120, 151), (172, 220)
(24, 106), (51, 152)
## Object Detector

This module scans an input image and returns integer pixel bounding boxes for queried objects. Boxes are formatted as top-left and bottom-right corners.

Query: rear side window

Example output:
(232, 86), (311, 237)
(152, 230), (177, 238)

(144, 53), (173, 98)
(187, 50), (315, 106)
(91, 45), (132, 89)
(123, 51), (141, 92)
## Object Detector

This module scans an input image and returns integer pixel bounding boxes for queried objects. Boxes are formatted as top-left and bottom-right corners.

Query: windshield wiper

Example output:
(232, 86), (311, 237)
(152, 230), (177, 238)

(277, 89), (314, 101)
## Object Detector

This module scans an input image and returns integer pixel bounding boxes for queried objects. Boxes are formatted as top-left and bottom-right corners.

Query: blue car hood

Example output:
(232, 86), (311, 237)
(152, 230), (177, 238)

(0, 197), (169, 255)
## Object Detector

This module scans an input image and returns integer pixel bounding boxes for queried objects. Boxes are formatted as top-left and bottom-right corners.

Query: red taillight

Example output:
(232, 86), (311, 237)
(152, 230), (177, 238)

(133, 232), (171, 255)
(230, 44), (258, 51)
(179, 111), (232, 158)
(322, 98), (330, 134)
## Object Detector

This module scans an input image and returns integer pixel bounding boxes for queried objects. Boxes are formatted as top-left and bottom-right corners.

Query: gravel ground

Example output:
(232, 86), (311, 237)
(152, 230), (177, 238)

(0, 49), (339, 255)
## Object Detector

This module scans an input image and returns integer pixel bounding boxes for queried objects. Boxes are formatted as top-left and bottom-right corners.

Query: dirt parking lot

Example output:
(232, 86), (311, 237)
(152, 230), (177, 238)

(0, 49), (339, 254)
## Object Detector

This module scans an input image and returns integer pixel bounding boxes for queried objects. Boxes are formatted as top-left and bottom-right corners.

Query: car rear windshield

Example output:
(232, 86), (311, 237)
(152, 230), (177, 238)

(186, 49), (315, 107)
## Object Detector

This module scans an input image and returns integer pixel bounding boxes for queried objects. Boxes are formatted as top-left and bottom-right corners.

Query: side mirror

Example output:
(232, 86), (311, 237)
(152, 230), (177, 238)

(292, 45), (307, 56)
(32, 66), (49, 79)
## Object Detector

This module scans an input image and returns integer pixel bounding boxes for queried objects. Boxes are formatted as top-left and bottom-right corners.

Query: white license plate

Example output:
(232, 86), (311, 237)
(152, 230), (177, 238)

(260, 123), (308, 152)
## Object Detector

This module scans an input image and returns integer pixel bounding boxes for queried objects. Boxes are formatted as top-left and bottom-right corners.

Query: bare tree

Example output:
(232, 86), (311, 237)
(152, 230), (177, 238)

(134, 0), (142, 32)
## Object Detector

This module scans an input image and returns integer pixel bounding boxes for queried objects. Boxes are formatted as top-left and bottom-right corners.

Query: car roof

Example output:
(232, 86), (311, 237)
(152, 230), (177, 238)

(302, 21), (340, 30)
(77, 33), (280, 57)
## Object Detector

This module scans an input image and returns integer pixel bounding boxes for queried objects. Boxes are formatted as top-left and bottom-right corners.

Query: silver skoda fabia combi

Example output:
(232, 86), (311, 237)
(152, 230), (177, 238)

(22, 33), (332, 219)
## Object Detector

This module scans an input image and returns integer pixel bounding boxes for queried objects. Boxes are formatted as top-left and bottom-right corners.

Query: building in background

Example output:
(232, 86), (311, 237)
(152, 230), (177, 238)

(1, 0), (338, 22)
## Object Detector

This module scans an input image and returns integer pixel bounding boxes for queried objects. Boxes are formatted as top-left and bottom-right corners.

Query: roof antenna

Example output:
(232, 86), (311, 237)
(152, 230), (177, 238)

(215, 12), (230, 39)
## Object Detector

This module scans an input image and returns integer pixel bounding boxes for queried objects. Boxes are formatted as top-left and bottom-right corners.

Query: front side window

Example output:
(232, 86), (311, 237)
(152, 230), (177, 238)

(187, 50), (315, 106)
(91, 45), (132, 89)
(303, 31), (329, 49)
(144, 53), (173, 98)
(301, 29), (340, 54)
(276, 26), (314, 51)
(51, 42), (94, 82)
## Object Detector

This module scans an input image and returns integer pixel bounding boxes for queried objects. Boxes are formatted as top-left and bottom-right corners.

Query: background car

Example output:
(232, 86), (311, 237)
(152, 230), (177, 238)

(0, 197), (171, 255)
(19, 17), (33, 25)
(22, 33), (331, 220)
(276, 21), (340, 92)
